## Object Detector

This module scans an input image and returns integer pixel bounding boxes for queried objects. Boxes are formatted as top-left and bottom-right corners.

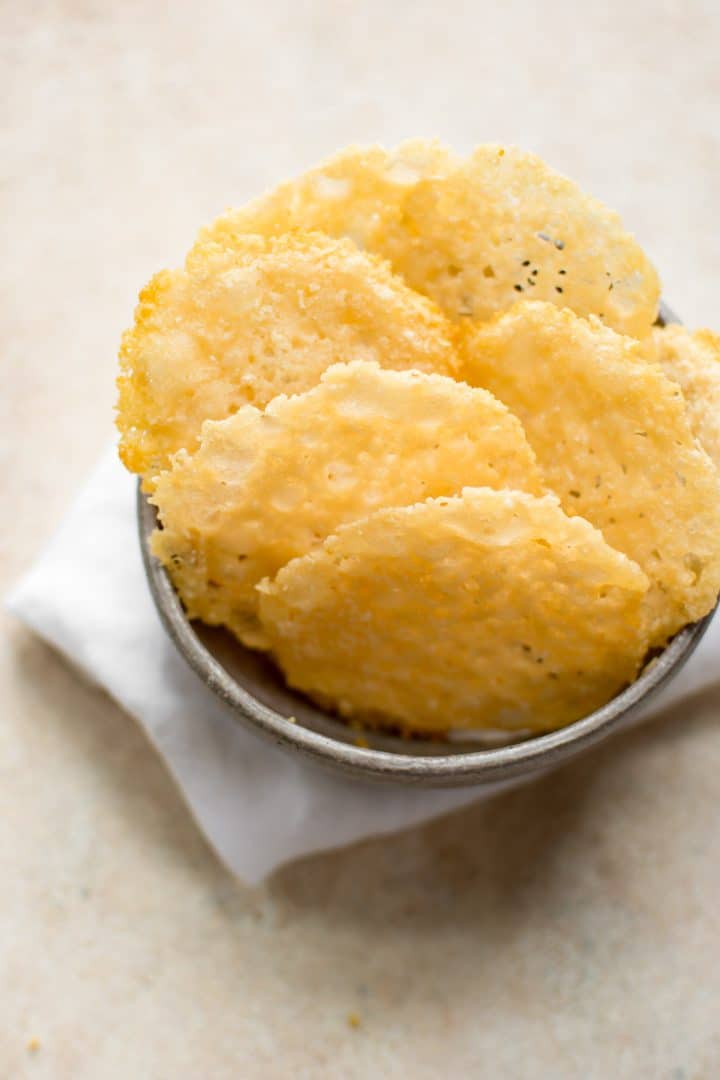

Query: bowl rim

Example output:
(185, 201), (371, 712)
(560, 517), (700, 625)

(136, 300), (716, 786)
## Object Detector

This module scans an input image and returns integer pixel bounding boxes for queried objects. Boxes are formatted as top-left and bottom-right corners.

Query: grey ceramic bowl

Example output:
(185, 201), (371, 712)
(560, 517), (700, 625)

(138, 301), (715, 787)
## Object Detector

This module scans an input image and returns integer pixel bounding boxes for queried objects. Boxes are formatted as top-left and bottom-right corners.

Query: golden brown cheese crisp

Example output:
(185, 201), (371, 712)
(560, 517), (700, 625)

(639, 324), (720, 470)
(258, 489), (650, 733)
(192, 140), (458, 260)
(459, 301), (720, 644)
(199, 143), (659, 337)
(151, 361), (545, 646)
(117, 231), (457, 484)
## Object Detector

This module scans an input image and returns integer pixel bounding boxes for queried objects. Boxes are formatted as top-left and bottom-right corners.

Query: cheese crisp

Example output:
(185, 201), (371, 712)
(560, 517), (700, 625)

(151, 362), (544, 646)
(117, 231), (457, 484)
(639, 324), (720, 470)
(257, 490), (650, 733)
(387, 146), (660, 336)
(459, 301), (720, 644)
(193, 139), (458, 261)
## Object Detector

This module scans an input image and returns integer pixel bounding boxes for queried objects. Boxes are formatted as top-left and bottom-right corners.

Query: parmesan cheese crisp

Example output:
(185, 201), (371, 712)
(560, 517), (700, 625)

(258, 490), (650, 733)
(459, 301), (720, 645)
(117, 139), (720, 736)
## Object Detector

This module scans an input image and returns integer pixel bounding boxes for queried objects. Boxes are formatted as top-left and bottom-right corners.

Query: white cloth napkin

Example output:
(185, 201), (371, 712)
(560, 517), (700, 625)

(7, 448), (720, 883)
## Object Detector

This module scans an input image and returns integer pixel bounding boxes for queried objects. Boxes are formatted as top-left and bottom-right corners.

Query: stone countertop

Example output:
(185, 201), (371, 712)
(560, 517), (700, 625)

(2, 2), (720, 1076)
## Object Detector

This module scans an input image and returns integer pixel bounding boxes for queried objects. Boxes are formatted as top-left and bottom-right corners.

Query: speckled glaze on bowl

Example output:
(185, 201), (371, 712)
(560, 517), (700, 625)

(137, 301), (715, 786)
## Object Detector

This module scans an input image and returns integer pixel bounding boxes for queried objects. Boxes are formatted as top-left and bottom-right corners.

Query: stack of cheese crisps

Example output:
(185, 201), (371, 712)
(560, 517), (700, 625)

(117, 142), (720, 734)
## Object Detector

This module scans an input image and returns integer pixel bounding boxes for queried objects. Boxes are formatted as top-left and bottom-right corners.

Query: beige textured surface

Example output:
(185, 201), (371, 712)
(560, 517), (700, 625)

(2, 1), (720, 1076)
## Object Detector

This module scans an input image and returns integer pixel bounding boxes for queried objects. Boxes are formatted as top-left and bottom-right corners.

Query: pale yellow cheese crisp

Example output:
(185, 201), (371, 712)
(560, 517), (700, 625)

(151, 361), (545, 646)
(639, 324), (720, 470)
(459, 301), (720, 644)
(117, 231), (457, 484)
(258, 489), (650, 733)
